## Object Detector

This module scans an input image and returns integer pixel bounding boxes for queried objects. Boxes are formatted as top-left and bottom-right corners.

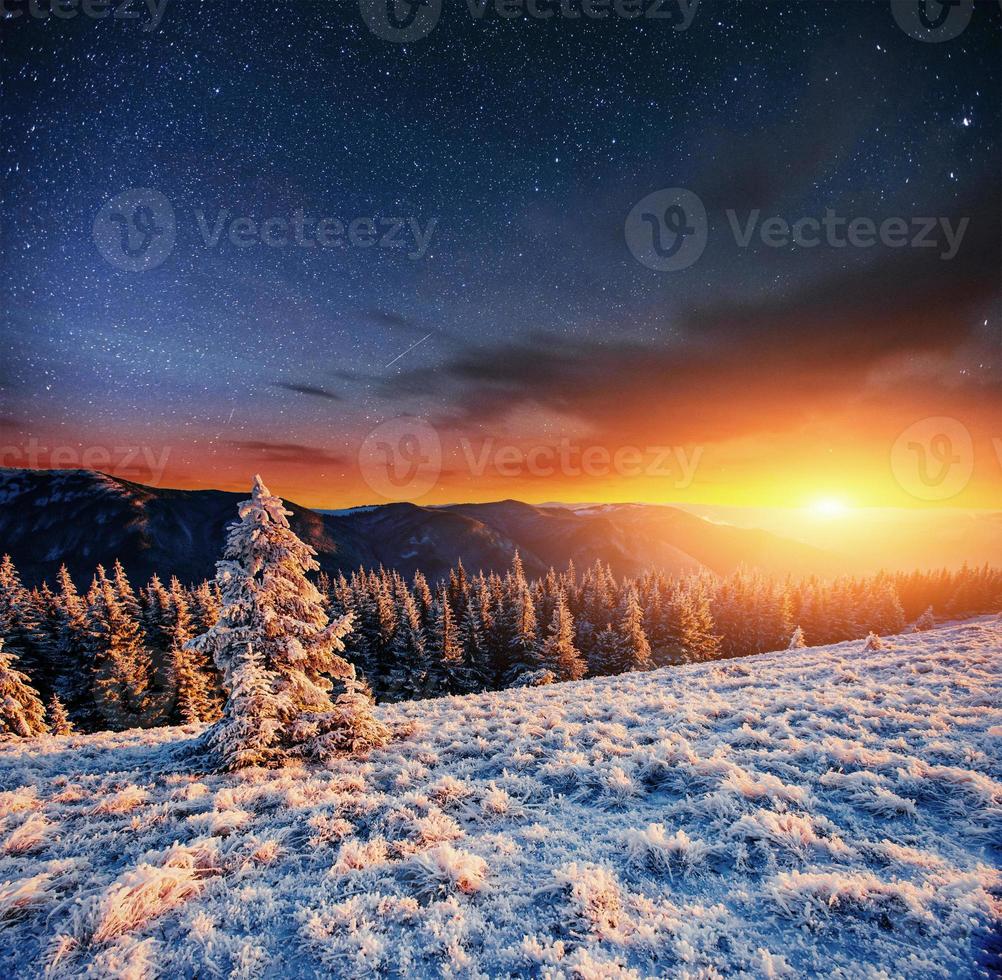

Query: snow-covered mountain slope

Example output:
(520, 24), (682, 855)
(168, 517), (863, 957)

(1, 621), (1000, 979)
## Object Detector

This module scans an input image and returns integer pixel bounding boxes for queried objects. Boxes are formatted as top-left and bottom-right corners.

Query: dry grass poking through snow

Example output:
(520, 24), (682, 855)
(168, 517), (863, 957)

(1, 618), (1001, 978)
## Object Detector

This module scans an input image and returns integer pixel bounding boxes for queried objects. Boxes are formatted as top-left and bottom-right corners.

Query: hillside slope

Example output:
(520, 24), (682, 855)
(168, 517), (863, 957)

(1, 620), (1000, 978)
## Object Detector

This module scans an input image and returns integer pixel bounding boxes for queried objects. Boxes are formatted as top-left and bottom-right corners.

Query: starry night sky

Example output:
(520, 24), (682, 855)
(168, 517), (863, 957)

(2, 0), (1000, 508)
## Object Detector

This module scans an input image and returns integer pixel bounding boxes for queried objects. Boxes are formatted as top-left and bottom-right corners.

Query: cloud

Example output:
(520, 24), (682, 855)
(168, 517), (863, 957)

(386, 174), (1001, 447)
(367, 309), (416, 331)
(225, 440), (346, 466)
(272, 382), (342, 401)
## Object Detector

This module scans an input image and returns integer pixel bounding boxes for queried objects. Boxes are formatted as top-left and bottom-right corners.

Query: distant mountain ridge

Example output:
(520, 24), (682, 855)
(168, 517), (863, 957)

(0, 468), (840, 588)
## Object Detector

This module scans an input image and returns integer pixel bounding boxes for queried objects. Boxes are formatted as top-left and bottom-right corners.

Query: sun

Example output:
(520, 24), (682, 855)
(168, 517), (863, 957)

(808, 496), (851, 519)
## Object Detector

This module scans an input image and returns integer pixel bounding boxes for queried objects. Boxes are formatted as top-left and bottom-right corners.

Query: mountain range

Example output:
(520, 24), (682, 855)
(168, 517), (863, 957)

(0, 467), (842, 588)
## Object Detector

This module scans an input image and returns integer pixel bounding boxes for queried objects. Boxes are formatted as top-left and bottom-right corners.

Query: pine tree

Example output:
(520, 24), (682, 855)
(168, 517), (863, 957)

(28, 583), (61, 703)
(211, 642), (281, 768)
(588, 623), (621, 677)
(51, 565), (90, 720)
(189, 477), (388, 768)
(914, 606), (935, 632)
(111, 559), (142, 621)
(458, 599), (489, 691)
(788, 626), (807, 649)
(447, 559), (470, 622)
(167, 580), (221, 724)
(47, 694), (74, 735)
(190, 580), (221, 635)
(0, 639), (48, 737)
(688, 582), (721, 662)
(874, 580), (906, 635)
(86, 567), (154, 731)
(538, 590), (585, 682)
(612, 586), (653, 673)
(385, 589), (426, 702)
(424, 590), (472, 695)
(412, 571), (434, 625)
(662, 588), (701, 664)
(140, 574), (173, 656)
(340, 573), (378, 689)
(483, 574), (508, 688)
(503, 555), (540, 685)
(0, 555), (46, 691)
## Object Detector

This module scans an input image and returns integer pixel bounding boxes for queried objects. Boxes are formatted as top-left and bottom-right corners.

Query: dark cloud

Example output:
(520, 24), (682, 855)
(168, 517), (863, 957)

(367, 309), (418, 331)
(365, 309), (456, 351)
(388, 175), (1001, 445)
(272, 383), (342, 401)
(225, 440), (346, 466)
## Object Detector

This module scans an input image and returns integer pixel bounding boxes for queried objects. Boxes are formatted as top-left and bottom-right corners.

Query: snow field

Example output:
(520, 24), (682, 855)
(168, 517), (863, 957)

(0, 618), (1000, 978)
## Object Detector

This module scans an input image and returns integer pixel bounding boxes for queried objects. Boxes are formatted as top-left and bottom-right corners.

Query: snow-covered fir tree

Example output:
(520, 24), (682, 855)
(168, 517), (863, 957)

(170, 631), (216, 725)
(384, 588), (426, 702)
(538, 590), (585, 682)
(213, 642), (281, 768)
(86, 566), (154, 731)
(190, 579), (221, 636)
(0, 639), (48, 737)
(50, 565), (90, 718)
(188, 476), (388, 768)
(424, 589), (472, 695)
(587, 622), (620, 677)
(0, 554), (44, 689)
(503, 553), (540, 685)
(412, 571), (434, 625)
(111, 559), (142, 621)
(788, 626), (807, 649)
(458, 598), (489, 689)
(47, 693), (74, 735)
(612, 586), (653, 674)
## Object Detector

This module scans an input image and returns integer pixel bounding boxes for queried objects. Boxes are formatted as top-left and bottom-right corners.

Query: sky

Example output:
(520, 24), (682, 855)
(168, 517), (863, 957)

(2, 0), (1000, 512)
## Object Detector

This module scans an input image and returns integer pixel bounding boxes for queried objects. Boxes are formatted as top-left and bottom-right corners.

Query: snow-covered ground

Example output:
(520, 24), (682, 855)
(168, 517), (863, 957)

(1, 620), (1000, 979)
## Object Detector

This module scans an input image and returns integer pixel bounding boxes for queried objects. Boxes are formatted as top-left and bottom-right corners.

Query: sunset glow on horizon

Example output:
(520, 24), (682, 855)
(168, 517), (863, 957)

(2, 2), (999, 529)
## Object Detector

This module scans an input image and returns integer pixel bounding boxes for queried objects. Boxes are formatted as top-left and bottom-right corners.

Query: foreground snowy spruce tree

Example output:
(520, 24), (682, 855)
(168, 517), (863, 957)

(188, 476), (388, 769)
